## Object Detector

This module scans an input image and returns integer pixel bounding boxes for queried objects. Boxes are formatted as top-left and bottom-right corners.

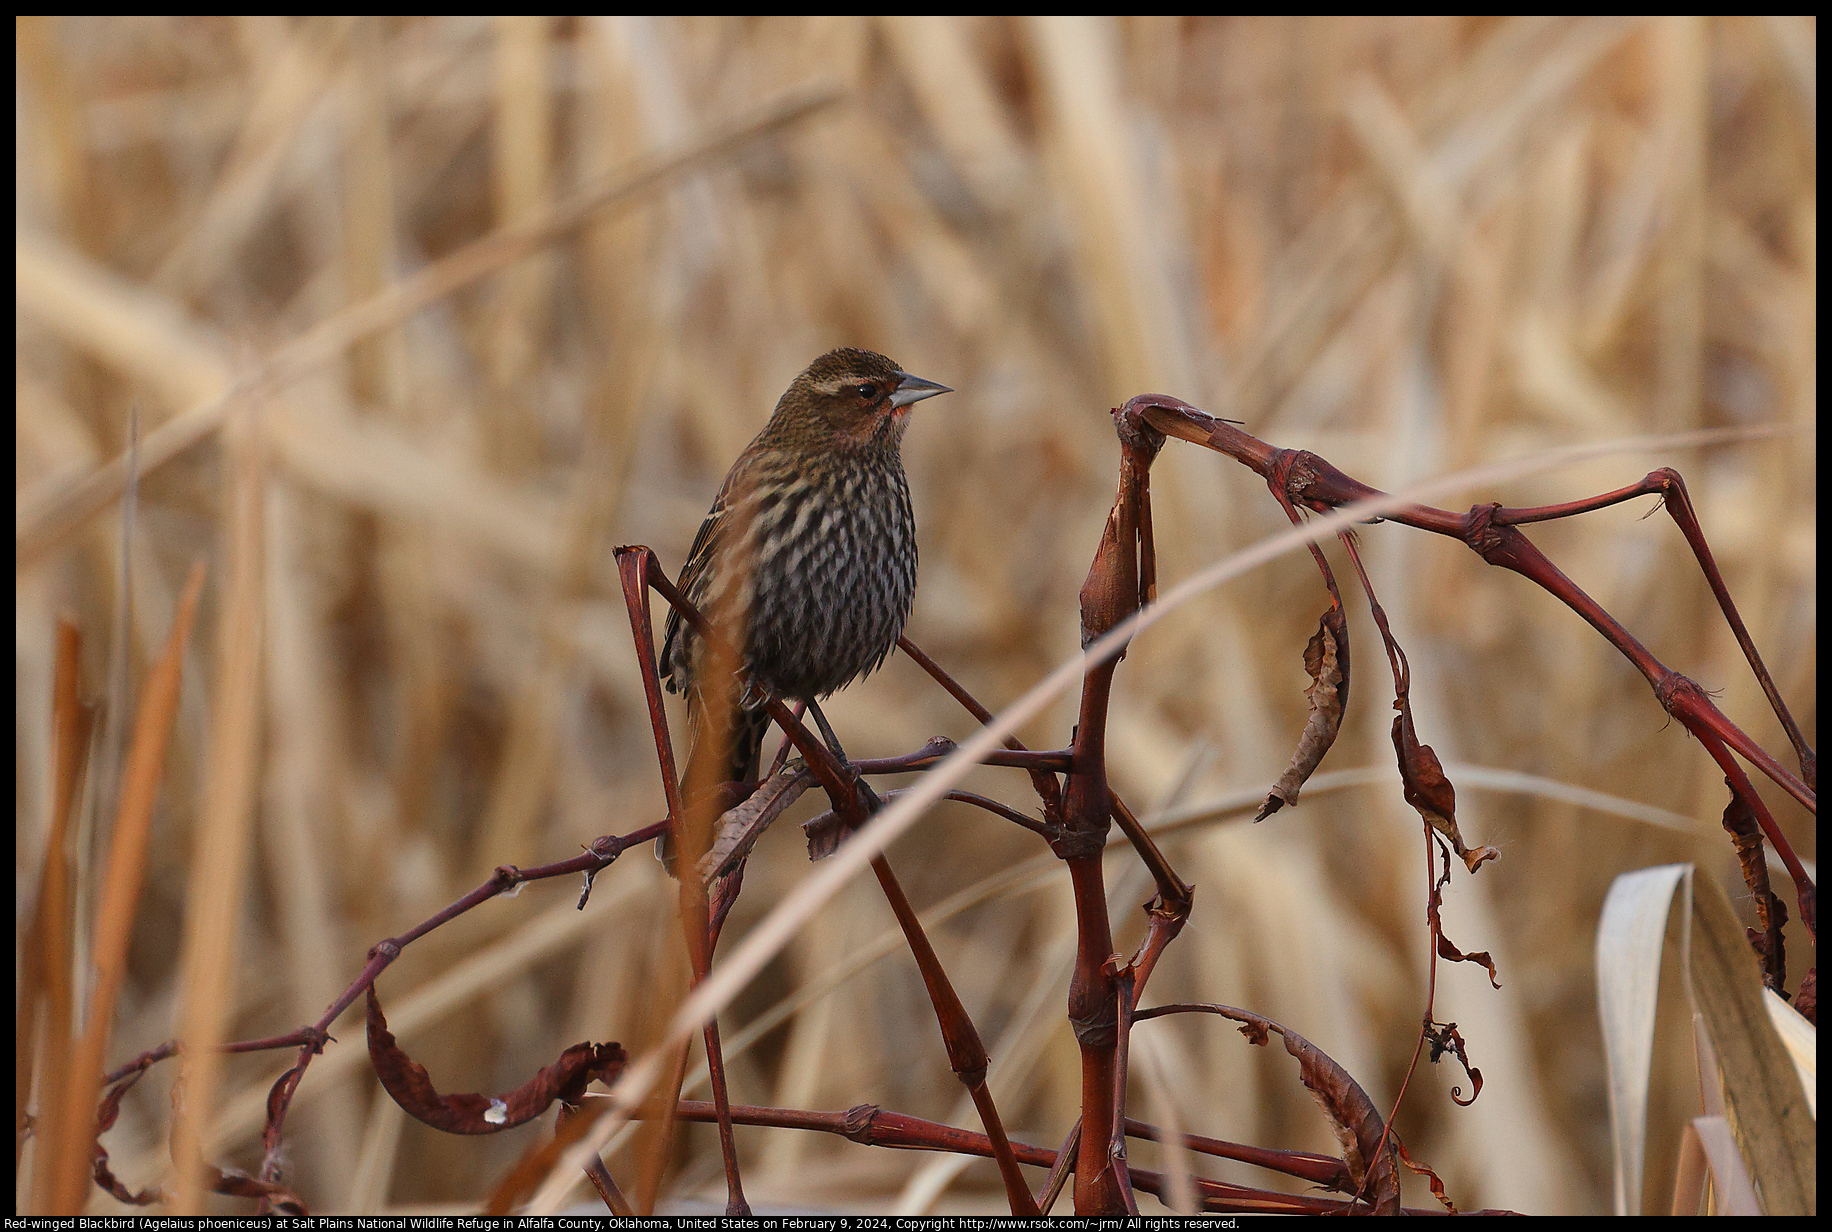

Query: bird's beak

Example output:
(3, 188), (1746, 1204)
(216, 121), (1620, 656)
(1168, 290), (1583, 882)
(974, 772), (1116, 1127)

(889, 371), (953, 409)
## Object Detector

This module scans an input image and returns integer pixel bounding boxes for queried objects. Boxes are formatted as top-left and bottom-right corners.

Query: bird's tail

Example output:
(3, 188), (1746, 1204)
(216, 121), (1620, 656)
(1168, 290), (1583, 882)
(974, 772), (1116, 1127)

(657, 698), (769, 875)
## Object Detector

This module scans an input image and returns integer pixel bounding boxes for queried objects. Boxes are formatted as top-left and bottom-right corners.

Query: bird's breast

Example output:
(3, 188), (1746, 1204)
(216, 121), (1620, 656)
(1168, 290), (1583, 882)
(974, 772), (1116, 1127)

(742, 460), (916, 700)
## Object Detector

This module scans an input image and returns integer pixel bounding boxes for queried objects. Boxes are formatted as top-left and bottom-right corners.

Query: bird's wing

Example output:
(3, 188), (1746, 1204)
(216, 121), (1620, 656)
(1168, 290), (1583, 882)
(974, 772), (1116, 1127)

(661, 457), (752, 690)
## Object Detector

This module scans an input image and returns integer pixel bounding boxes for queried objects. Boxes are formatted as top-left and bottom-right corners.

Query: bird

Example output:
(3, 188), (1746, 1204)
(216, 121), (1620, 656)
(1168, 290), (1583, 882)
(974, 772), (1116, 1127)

(659, 347), (952, 863)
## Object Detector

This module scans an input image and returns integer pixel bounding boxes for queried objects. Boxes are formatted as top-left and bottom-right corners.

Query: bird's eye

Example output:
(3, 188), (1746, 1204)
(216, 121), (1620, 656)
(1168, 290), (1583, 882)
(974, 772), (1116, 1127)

(855, 383), (877, 399)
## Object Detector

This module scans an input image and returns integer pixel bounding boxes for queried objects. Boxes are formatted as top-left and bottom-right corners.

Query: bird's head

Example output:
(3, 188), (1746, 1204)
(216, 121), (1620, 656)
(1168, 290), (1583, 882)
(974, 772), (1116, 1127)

(769, 347), (952, 451)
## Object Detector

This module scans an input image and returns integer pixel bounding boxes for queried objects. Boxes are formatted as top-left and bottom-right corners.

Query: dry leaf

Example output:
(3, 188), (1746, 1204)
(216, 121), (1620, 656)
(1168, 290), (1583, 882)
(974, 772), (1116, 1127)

(1392, 700), (1498, 872)
(366, 987), (624, 1135)
(1258, 606), (1349, 820)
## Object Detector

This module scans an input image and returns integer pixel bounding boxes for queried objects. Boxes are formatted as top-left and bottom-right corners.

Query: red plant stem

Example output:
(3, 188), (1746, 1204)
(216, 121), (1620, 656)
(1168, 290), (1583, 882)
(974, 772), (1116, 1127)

(1120, 1118), (1349, 1190)
(1357, 827), (1442, 1207)
(1107, 789), (1192, 911)
(1078, 450), (1169, 961)
(1471, 524), (1815, 929)
(151, 823), (684, 1201)
(1064, 659), (1122, 1214)
(581, 1146), (634, 1216)
(897, 638), (1190, 916)
(698, 1016), (746, 1213)
(633, 1041), (693, 1214)
(1614, 471), (1810, 785)
(615, 547), (747, 1213)
(967, 1083), (1035, 1215)
(88, 684), (1100, 1207)
(1067, 854), (1121, 1214)
(896, 629), (1193, 1034)
(1059, 422), (1162, 1214)
(1127, 396), (1813, 817)
(1337, 533), (1408, 695)
(1495, 469), (1813, 789)
(897, 635), (1065, 817)
(1696, 731), (1816, 938)
(1035, 1119), (1080, 1213)
(867, 787), (1054, 840)
(633, 552), (1036, 1214)
(672, 831), (746, 1211)
(616, 549), (686, 834)
(92, 713), (1084, 1106)
(1123, 893), (1189, 1013)
(101, 811), (677, 1092)
(854, 740), (1074, 774)
(1106, 963), (1140, 1213)
(657, 1100), (1499, 1214)
(868, 855), (1040, 1216)
(907, 448), (1191, 1231)
(1124, 393), (1815, 977)
(1469, 519), (1810, 809)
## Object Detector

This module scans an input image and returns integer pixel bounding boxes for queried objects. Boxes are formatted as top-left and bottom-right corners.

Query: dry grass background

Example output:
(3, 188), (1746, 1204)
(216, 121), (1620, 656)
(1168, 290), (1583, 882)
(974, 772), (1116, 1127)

(15, 15), (1815, 1216)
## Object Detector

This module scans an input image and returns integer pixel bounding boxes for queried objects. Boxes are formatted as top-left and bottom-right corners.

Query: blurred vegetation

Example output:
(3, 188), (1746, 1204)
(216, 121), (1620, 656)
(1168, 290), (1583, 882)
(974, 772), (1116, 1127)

(16, 15), (1814, 1215)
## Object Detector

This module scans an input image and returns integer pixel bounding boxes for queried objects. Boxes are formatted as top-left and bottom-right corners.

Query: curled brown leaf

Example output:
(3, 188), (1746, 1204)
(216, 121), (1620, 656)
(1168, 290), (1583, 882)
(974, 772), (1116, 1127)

(1395, 1136), (1458, 1213)
(146, 1068), (311, 1214)
(92, 1071), (160, 1206)
(1392, 700), (1498, 872)
(208, 1170), (309, 1215)
(366, 988), (624, 1135)
(1079, 502), (1131, 649)
(1148, 1004), (1401, 1214)
(1424, 1020), (1485, 1107)
(1426, 840), (1502, 990)
(1719, 778), (1788, 994)
(1258, 607), (1350, 820)
(1436, 929), (1502, 991)
(700, 762), (815, 882)
(803, 804), (846, 862)
(1278, 1026), (1402, 1214)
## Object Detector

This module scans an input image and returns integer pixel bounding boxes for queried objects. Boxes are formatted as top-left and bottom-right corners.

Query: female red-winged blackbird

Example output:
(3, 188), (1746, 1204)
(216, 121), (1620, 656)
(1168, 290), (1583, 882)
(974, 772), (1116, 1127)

(662, 347), (952, 799)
